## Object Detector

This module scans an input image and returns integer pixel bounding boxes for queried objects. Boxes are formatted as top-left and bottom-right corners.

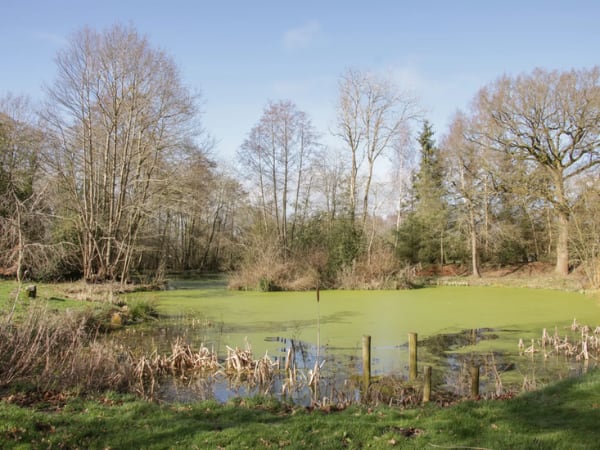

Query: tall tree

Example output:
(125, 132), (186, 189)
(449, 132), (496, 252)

(474, 67), (600, 276)
(313, 148), (347, 223)
(0, 94), (45, 279)
(42, 24), (200, 282)
(442, 113), (486, 277)
(412, 121), (448, 266)
(334, 68), (419, 229)
(141, 142), (216, 274)
(570, 172), (600, 288)
(0, 94), (39, 209)
(388, 117), (416, 252)
(237, 100), (319, 254)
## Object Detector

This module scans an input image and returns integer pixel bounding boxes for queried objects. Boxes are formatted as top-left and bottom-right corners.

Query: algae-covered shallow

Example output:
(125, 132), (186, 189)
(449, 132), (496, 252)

(148, 282), (600, 351)
(118, 281), (600, 401)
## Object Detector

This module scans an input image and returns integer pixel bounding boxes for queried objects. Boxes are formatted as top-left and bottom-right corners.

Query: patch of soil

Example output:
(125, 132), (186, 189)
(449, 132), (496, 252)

(440, 262), (589, 291)
(416, 264), (470, 277)
(388, 426), (424, 438)
(414, 262), (588, 290)
(420, 262), (556, 278)
(483, 262), (554, 277)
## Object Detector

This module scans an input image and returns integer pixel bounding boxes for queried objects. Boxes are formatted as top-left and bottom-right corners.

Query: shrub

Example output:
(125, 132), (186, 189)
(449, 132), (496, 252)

(125, 298), (159, 323)
(337, 246), (413, 290)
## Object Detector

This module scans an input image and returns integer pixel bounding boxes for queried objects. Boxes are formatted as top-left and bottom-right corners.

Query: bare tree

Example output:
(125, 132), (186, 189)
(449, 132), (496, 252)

(237, 100), (319, 254)
(0, 94), (76, 319)
(140, 141), (215, 274)
(41, 24), (200, 283)
(570, 172), (600, 288)
(334, 68), (420, 229)
(146, 146), (244, 274)
(442, 112), (484, 277)
(0, 94), (44, 279)
(473, 67), (600, 276)
(313, 147), (348, 223)
(388, 122), (416, 252)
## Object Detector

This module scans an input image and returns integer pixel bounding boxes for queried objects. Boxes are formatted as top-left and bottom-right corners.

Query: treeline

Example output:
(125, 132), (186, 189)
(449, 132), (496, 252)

(1, 24), (599, 289)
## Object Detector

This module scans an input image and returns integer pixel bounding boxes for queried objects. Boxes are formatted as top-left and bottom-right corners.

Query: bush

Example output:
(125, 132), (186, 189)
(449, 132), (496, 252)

(125, 298), (159, 322)
(337, 246), (415, 290)
(258, 277), (281, 292)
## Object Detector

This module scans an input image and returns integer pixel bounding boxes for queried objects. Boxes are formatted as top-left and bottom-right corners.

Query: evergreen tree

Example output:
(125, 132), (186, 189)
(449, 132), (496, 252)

(411, 121), (448, 264)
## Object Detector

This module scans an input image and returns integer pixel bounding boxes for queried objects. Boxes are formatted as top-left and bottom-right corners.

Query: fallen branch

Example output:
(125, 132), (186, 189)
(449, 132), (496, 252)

(428, 443), (493, 450)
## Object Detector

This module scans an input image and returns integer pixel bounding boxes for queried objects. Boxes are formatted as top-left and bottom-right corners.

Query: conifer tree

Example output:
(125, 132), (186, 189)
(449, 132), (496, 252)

(407, 121), (448, 266)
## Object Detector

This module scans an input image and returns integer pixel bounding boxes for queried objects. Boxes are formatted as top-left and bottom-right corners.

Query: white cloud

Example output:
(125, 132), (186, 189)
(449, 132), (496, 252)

(33, 31), (68, 47)
(282, 20), (321, 51)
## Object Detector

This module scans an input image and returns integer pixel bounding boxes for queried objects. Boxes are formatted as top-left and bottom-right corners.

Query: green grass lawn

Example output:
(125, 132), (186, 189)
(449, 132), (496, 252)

(2, 369), (600, 449)
(0, 280), (98, 314)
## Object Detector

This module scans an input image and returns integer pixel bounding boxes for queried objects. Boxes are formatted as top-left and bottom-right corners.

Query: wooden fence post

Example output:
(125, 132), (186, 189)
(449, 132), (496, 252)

(409, 332), (418, 381)
(362, 335), (371, 394)
(26, 285), (37, 299)
(470, 365), (480, 399)
(423, 366), (432, 403)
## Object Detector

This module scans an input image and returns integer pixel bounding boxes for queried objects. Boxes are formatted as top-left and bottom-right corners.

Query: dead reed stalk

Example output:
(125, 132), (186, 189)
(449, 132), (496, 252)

(519, 319), (600, 363)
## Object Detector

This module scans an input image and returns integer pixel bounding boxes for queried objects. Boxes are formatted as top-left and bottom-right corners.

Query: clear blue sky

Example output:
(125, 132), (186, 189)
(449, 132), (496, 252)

(2, 0), (599, 162)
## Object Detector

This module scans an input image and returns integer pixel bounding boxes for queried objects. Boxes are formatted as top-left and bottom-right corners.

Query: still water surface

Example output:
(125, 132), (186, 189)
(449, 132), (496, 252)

(117, 279), (600, 403)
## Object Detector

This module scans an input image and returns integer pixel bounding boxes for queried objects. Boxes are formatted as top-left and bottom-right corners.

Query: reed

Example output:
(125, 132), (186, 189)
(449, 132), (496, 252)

(519, 319), (600, 361)
(0, 304), (132, 393)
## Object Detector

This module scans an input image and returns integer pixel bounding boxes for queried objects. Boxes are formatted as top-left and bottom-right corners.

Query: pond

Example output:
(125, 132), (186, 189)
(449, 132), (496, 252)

(117, 278), (600, 404)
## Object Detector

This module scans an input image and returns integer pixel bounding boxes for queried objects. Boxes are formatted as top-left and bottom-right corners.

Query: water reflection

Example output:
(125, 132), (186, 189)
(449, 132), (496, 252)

(109, 318), (599, 405)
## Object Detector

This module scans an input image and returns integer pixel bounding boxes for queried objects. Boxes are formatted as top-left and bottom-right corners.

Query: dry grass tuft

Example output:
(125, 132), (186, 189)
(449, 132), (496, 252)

(0, 305), (133, 393)
(337, 248), (415, 290)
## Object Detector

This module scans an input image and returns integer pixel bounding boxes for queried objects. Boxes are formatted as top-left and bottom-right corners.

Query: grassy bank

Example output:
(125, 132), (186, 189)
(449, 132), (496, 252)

(1, 369), (600, 449)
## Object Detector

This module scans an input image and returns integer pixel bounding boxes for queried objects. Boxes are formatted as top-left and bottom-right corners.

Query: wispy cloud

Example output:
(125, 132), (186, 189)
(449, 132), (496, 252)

(33, 31), (68, 47)
(282, 20), (321, 51)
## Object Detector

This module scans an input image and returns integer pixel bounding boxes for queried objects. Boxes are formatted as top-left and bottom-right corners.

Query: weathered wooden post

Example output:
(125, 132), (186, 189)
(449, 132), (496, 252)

(408, 332), (418, 381)
(362, 335), (371, 394)
(423, 366), (432, 403)
(470, 365), (480, 399)
(26, 285), (37, 299)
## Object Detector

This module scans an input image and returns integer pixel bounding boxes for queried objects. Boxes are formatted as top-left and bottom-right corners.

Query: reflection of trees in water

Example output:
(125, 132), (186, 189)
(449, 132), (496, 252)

(421, 328), (499, 358)
(421, 329), (516, 396)
(114, 321), (599, 404)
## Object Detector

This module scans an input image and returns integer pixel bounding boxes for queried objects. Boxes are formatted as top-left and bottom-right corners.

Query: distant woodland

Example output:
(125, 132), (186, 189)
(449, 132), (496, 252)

(1, 24), (599, 289)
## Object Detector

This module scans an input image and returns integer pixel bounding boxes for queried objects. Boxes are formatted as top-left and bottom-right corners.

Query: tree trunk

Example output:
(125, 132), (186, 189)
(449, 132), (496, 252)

(361, 157), (375, 231)
(555, 209), (570, 276)
(394, 196), (402, 251)
(349, 148), (358, 225)
(439, 231), (444, 269)
(553, 171), (570, 277)
(469, 206), (481, 278)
